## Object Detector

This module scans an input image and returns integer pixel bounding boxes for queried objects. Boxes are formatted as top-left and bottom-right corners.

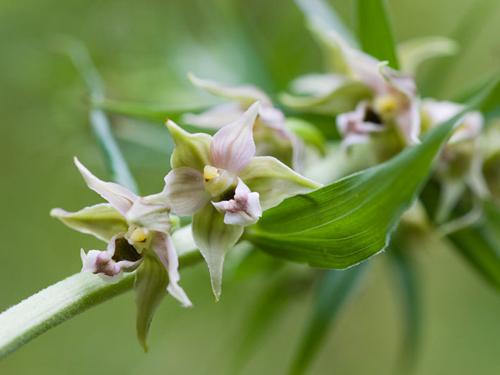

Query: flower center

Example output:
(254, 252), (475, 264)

(130, 227), (149, 243)
(203, 165), (236, 197)
(374, 95), (398, 117)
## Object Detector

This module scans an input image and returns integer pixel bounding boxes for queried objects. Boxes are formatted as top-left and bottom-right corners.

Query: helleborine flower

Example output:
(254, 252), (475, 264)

(283, 25), (421, 147)
(421, 99), (483, 144)
(51, 158), (192, 308)
(165, 102), (320, 299)
(182, 73), (302, 169)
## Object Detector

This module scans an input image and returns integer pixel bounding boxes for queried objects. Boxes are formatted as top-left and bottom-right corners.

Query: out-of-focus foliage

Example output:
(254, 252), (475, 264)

(1, 0), (500, 374)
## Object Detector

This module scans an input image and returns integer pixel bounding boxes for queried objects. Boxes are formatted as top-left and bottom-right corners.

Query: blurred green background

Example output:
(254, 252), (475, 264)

(1, 0), (500, 374)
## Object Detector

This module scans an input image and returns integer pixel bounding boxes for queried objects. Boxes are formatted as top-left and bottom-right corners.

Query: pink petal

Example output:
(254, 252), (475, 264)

(210, 102), (259, 173)
(74, 157), (137, 216)
(152, 233), (192, 307)
(164, 167), (210, 215)
(212, 179), (262, 226)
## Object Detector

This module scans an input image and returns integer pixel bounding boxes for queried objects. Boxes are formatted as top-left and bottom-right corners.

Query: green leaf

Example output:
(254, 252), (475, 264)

(0, 229), (200, 359)
(355, 0), (399, 69)
(93, 97), (207, 124)
(286, 118), (327, 155)
(231, 271), (310, 372)
(448, 216), (500, 290)
(57, 37), (138, 192)
(389, 239), (420, 371)
(294, 0), (357, 48)
(289, 266), (366, 375)
(134, 254), (169, 351)
(247, 82), (496, 268)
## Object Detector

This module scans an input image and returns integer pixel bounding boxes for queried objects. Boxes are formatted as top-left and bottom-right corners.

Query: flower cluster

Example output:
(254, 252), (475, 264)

(51, 102), (320, 320)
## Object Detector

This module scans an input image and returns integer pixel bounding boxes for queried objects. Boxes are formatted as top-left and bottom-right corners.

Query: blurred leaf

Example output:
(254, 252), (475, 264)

(0, 231), (199, 359)
(389, 238), (420, 371)
(294, 0), (357, 47)
(448, 222), (500, 290)
(286, 117), (327, 155)
(247, 81), (496, 268)
(58, 37), (138, 192)
(355, 0), (399, 69)
(93, 97), (209, 124)
(421, 1), (498, 97)
(232, 271), (312, 372)
(398, 36), (459, 76)
(289, 266), (366, 375)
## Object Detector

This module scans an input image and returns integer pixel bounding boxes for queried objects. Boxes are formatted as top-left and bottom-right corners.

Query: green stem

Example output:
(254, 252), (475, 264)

(0, 230), (201, 359)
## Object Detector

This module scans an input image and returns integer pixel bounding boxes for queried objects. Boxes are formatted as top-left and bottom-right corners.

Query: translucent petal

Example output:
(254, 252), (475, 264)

(151, 233), (192, 307)
(210, 102), (259, 173)
(164, 167), (210, 215)
(74, 157), (137, 215)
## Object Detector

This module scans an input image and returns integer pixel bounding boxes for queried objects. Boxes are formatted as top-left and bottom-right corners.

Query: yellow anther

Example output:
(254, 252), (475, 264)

(203, 165), (219, 181)
(130, 228), (148, 243)
(375, 95), (398, 114)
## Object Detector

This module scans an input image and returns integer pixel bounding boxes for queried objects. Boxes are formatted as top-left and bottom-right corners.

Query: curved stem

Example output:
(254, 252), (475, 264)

(0, 231), (201, 359)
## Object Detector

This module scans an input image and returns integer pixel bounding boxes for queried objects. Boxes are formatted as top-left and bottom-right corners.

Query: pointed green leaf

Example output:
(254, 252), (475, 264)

(134, 254), (169, 351)
(289, 266), (366, 375)
(247, 82), (496, 268)
(355, 0), (399, 69)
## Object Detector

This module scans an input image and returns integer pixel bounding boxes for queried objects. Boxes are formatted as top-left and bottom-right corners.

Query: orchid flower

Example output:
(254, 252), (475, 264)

(419, 100), (485, 222)
(51, 158), (192, 308)
(421, 99), (483, 144)
(182, 73), (303, 169)
(165, 102), (320, 298)
(282, 26), (421, 148)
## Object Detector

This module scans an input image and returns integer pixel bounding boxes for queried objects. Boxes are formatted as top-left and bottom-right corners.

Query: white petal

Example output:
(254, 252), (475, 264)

(74, 157), (137, 216)
(210, 102), (259, 173)
(182, 103), (243, 129)
(164, 167), (210, 215)
(152, 233), (192, 307)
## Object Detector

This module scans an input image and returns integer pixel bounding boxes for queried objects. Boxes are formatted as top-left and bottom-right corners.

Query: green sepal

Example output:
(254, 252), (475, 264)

(166, 120), (211, 170)
(280, 80), (372, 115)
(50, 203), (128, 242)
(240, 156), (321, 209)
(192, 203), (243, 300)
(134, 252), (168, 351)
